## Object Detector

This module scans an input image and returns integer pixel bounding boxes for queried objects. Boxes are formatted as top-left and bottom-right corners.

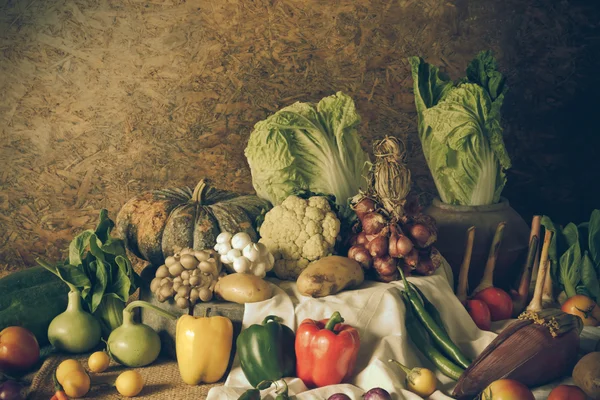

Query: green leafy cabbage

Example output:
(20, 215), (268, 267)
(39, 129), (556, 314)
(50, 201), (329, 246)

(409, 51), (511, 206)
(244, 91), (369, 220)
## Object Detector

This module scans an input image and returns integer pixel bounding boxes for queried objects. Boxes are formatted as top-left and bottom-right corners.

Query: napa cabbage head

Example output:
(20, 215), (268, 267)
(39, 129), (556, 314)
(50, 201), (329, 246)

(244, 91), (369, 221)
(409, 51), (511, 206)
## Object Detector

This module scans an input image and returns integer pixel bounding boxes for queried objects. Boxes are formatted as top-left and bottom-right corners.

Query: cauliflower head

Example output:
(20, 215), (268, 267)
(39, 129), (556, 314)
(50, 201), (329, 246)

(259, 195), (341, 280)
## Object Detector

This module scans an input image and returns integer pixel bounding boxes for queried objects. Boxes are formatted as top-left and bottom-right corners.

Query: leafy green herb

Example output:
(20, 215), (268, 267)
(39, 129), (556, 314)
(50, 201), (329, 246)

(582, 251), (600, 301)
(409, 51), (511, 206)
(38, 210), (140, 336)
(542, 210), (600, 302)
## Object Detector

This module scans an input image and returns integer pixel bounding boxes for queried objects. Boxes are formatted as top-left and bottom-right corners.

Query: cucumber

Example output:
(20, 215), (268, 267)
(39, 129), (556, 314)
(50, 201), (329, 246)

(0, 266), (69, 345)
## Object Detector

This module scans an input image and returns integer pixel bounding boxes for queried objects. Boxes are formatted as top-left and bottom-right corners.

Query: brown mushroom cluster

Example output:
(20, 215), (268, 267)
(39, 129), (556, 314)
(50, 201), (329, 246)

(150, 248), (223, 309)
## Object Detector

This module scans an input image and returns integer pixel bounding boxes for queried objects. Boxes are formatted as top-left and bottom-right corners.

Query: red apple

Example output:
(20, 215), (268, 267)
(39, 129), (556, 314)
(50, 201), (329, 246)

(481, 379), (534, 400)
(0, 327), (40, 373)
(548, 385), (586, 400)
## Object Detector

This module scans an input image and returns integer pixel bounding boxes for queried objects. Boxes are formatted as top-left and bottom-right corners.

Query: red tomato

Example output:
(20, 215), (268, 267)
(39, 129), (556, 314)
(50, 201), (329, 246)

(467, 299), (492, 331)
(561, 295), (600, 326)
(481, 379), (535, 400)
(0, 326), (40, 373)
(473, 288), (513, 321)
(548, 385), (586, 400)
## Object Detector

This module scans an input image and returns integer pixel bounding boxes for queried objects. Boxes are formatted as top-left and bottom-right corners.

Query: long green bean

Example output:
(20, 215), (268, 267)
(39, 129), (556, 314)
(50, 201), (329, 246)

(399, 268), (472, 369)
(402, 292), (465, 381)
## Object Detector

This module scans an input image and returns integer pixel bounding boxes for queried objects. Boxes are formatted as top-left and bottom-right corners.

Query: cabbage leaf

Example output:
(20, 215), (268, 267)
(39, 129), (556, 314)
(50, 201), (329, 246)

(244, 91), (369, 220)
(409, 51), (511, 206)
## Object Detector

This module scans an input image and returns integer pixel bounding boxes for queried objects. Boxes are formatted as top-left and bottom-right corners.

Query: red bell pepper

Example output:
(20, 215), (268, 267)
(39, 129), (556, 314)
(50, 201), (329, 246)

(295, 311), (360, 388)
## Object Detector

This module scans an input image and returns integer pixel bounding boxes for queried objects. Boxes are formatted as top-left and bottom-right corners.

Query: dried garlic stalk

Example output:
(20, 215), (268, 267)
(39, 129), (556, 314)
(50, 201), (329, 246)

(372, 136), (411, 220)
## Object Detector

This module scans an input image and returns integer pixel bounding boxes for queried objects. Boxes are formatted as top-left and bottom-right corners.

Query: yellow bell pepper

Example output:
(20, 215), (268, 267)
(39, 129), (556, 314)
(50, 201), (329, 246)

(176, 313), (233, 384)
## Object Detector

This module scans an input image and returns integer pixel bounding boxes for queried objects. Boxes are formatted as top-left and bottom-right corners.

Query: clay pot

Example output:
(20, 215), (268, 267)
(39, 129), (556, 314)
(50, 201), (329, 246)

(425, 197), (530, 292)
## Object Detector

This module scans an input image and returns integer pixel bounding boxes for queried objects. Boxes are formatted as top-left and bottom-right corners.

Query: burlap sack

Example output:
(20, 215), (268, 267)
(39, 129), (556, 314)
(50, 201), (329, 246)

(27, 353), (223, 399)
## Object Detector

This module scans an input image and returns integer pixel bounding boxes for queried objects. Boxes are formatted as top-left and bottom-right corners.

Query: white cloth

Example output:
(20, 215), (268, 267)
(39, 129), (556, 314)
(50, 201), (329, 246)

(207, 261), (600, 400)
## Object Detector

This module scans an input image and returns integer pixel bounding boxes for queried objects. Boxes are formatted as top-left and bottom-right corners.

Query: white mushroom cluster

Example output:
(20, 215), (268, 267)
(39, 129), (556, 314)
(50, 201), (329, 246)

(150, 248), (223, 309)
(213, 231), (275, 278)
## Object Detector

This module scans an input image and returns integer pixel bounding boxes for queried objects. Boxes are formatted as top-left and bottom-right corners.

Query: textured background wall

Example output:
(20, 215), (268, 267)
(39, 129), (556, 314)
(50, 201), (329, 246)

(1, 0), (599, 275)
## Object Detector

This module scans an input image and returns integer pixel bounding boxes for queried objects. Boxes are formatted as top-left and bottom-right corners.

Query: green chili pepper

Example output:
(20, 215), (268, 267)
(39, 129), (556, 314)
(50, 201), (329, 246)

(237, 388), (261, 400)
(402, 292), (465, 380)
(399, 268), (472, 369)
(410, 283), (450, 337)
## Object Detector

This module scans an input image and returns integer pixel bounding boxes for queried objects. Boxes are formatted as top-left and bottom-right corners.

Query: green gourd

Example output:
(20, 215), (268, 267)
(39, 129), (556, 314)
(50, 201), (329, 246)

(48, 289), (102, 353)
(107, 301), (177, 367)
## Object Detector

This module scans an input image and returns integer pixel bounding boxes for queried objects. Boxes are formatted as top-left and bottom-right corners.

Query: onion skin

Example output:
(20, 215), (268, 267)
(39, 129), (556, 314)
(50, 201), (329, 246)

(388, 224), (414, 258)
(0, 380), (26, 400)
(403, 248), (419, 268)
(366, 235), (389, 258)
(365, 234), (378, 242)
(361, 212), (387, 235)
(349, 232), (369, 247)
(561, 295), (600, 326)
(388, 228), (401, 258)
(414, 254), (436, 276)
(355, 232), (369, 246)
(373, 255), (397, 277)
(348, 245), (373, 269)
(408, 223), (431, 248)
(377, 273), (399, 282)
(474, 287), (513, 321)
(327, 395), (352, 400)
(395, 234), (414, 257)
(364, 387), (392, 400)
(353, 198), (377, 221)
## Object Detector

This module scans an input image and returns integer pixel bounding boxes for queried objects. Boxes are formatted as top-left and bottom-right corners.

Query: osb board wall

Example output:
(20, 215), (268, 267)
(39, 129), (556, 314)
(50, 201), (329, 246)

(0, 0), (599, 275)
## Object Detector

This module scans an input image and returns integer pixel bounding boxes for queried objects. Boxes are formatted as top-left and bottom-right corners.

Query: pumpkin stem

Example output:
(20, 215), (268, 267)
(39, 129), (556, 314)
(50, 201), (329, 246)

(192, 179), (208, 203)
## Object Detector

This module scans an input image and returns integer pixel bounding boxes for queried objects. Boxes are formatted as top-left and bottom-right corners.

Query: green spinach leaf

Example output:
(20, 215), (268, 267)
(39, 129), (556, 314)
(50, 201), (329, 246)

(88, 234), (105, 262)
(69, 230), (94, 266)
(90, 260), (108, 313)
(559, 236), (581, 298)
(589, 209), (600, 269)
(56, 263), (92, 298)
(95, 209), (115, 243)
(109, 260), (131, 303)
(581, 251), (600, 302)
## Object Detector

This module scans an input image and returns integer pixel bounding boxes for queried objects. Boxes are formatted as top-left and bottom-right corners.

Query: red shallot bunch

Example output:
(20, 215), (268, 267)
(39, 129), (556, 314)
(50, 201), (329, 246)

(347, 194), (440, 282)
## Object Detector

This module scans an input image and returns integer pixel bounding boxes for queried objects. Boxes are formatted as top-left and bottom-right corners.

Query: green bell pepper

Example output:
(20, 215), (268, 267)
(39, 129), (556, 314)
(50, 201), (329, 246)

(236, 315), (296, 387)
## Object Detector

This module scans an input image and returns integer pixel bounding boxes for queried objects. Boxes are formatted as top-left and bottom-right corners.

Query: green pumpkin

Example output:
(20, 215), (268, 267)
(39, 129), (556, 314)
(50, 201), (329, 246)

(116, 179), (271, 266)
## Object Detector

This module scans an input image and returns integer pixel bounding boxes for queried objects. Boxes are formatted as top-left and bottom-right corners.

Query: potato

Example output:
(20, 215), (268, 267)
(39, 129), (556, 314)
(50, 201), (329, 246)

(573, 351), (600, 399)
(214, 273), (273, 304)
(297, 256), (364, 298)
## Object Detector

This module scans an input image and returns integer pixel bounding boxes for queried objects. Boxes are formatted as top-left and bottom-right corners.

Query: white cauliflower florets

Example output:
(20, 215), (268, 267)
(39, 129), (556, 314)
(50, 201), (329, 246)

(258, 195), (341, 280)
